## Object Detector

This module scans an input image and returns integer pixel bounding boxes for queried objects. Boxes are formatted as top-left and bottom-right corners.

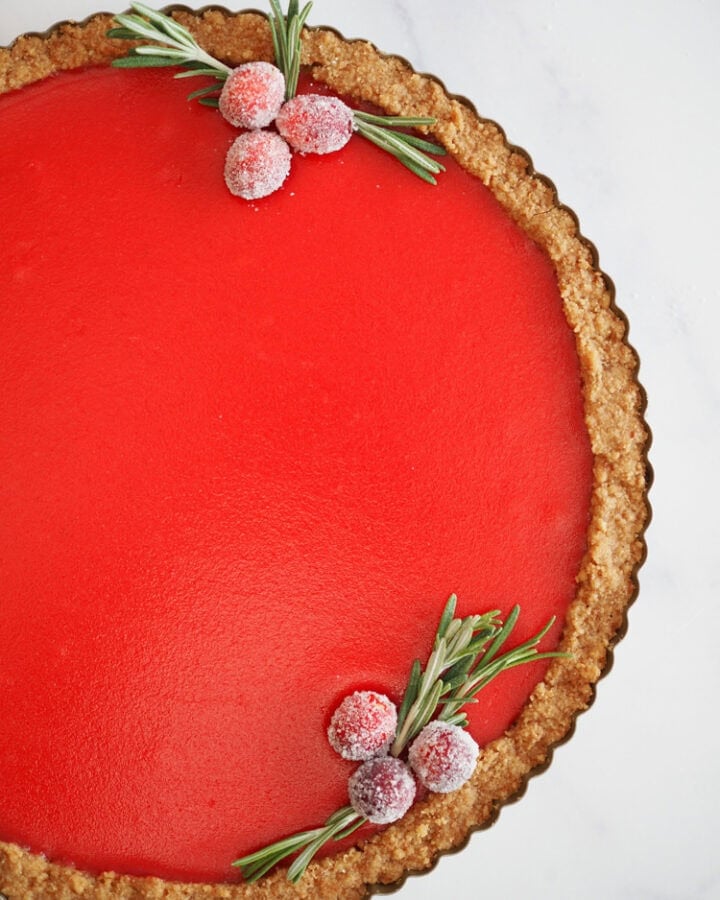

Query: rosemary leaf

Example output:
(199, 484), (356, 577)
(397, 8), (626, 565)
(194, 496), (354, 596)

(333, 816), (366, 842)
(443, 710), (469, 728)
(443, 617), (462, 643)
(396, 131), (449, 156)
(106, 27), (141, 40)
(186, 83), (222, 102)
(436, 594), (457, 641)
(133, 45), (187, 58)
(173, 67), (227, 79)
(112, 14), (165, 45)
(404, 678), (444, 746)
(480, 604), (521, 666)
(442, 661), (475, 692)
(111, 55), (182, 68)
(403, 163), (440, 185)
(395, 657), (422, 733)
(285, 3), (313, 99)
(448, 618), (476, 659)
(268, 0), (287, 79)
(354, 110), (437, 128)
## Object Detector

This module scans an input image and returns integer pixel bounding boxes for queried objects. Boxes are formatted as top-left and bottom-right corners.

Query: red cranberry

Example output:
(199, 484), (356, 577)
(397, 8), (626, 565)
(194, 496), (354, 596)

(328, 690), (397, 761)
(218, 62), (285, 129)
(408, 721), (479, 793)
(348, 757), (416, 824)
(275, 94), (354, 155)
(224, 131), (291, 200)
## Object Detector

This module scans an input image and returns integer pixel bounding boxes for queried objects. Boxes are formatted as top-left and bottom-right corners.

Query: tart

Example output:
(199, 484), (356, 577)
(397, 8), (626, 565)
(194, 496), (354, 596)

(0, 6), (649, 899)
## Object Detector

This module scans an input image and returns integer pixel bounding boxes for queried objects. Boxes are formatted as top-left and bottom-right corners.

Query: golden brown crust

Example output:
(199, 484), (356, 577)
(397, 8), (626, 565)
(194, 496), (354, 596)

(0, 9), (649, 899)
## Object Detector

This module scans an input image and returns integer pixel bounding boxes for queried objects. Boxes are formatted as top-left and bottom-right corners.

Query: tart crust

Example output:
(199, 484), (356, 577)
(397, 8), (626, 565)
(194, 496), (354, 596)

(0, 9), (649, 899)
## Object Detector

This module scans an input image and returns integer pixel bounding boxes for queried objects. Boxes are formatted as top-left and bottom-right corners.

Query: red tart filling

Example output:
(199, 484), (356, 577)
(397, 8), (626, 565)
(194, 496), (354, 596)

(0, 67), (592, 883)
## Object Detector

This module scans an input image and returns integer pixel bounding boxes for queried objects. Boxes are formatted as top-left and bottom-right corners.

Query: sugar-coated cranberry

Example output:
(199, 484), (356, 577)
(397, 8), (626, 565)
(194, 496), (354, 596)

(275, 94), (354, 155)
(218, 62), (286, 129)
(327, 691), (398, 761)
(224, 131), (291, 200)
(408, 721), (479, 793)
(348, 757), (416, 824)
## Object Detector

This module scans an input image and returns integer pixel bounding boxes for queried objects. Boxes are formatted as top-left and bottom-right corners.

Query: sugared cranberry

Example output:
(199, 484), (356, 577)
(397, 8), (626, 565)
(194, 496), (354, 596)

(275, 94), (354, 155)
(348, 757), (416, 824)
(224, 131), (291, 200)
(218, 62), (286, 129)
(408, 721), (479, 794)
(328, 691), (397, 761)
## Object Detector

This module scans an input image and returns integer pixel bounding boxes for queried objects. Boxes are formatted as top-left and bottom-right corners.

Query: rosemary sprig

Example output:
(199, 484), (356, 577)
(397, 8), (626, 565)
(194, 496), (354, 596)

(437, 606), (561, 727)
(268, 0), (313, 100)
(108, 2), (230, 104)
(392, 596), (497, 754)
(353, 110), (447, 185)
(108, 3), (447, 184)
(231, 596), (564, 882)
(392, 598), (565, 749)
(233, 805), (365, 883)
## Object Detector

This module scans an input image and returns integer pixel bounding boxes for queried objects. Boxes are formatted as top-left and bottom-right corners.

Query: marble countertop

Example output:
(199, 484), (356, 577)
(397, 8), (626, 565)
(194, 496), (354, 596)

(3, 2), (718, 898)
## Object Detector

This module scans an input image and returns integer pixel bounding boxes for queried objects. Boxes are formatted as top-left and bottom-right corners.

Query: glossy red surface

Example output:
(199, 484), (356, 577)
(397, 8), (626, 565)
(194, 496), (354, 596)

(0, 67), (592, 883)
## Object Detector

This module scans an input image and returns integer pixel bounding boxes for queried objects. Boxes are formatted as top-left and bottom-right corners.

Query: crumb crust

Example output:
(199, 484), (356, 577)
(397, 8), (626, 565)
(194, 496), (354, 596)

(0, 9), (650, 899)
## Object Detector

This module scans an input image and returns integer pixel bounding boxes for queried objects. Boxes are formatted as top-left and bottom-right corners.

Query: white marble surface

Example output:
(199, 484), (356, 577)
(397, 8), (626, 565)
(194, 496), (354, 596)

(2, 2), (719, 898)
